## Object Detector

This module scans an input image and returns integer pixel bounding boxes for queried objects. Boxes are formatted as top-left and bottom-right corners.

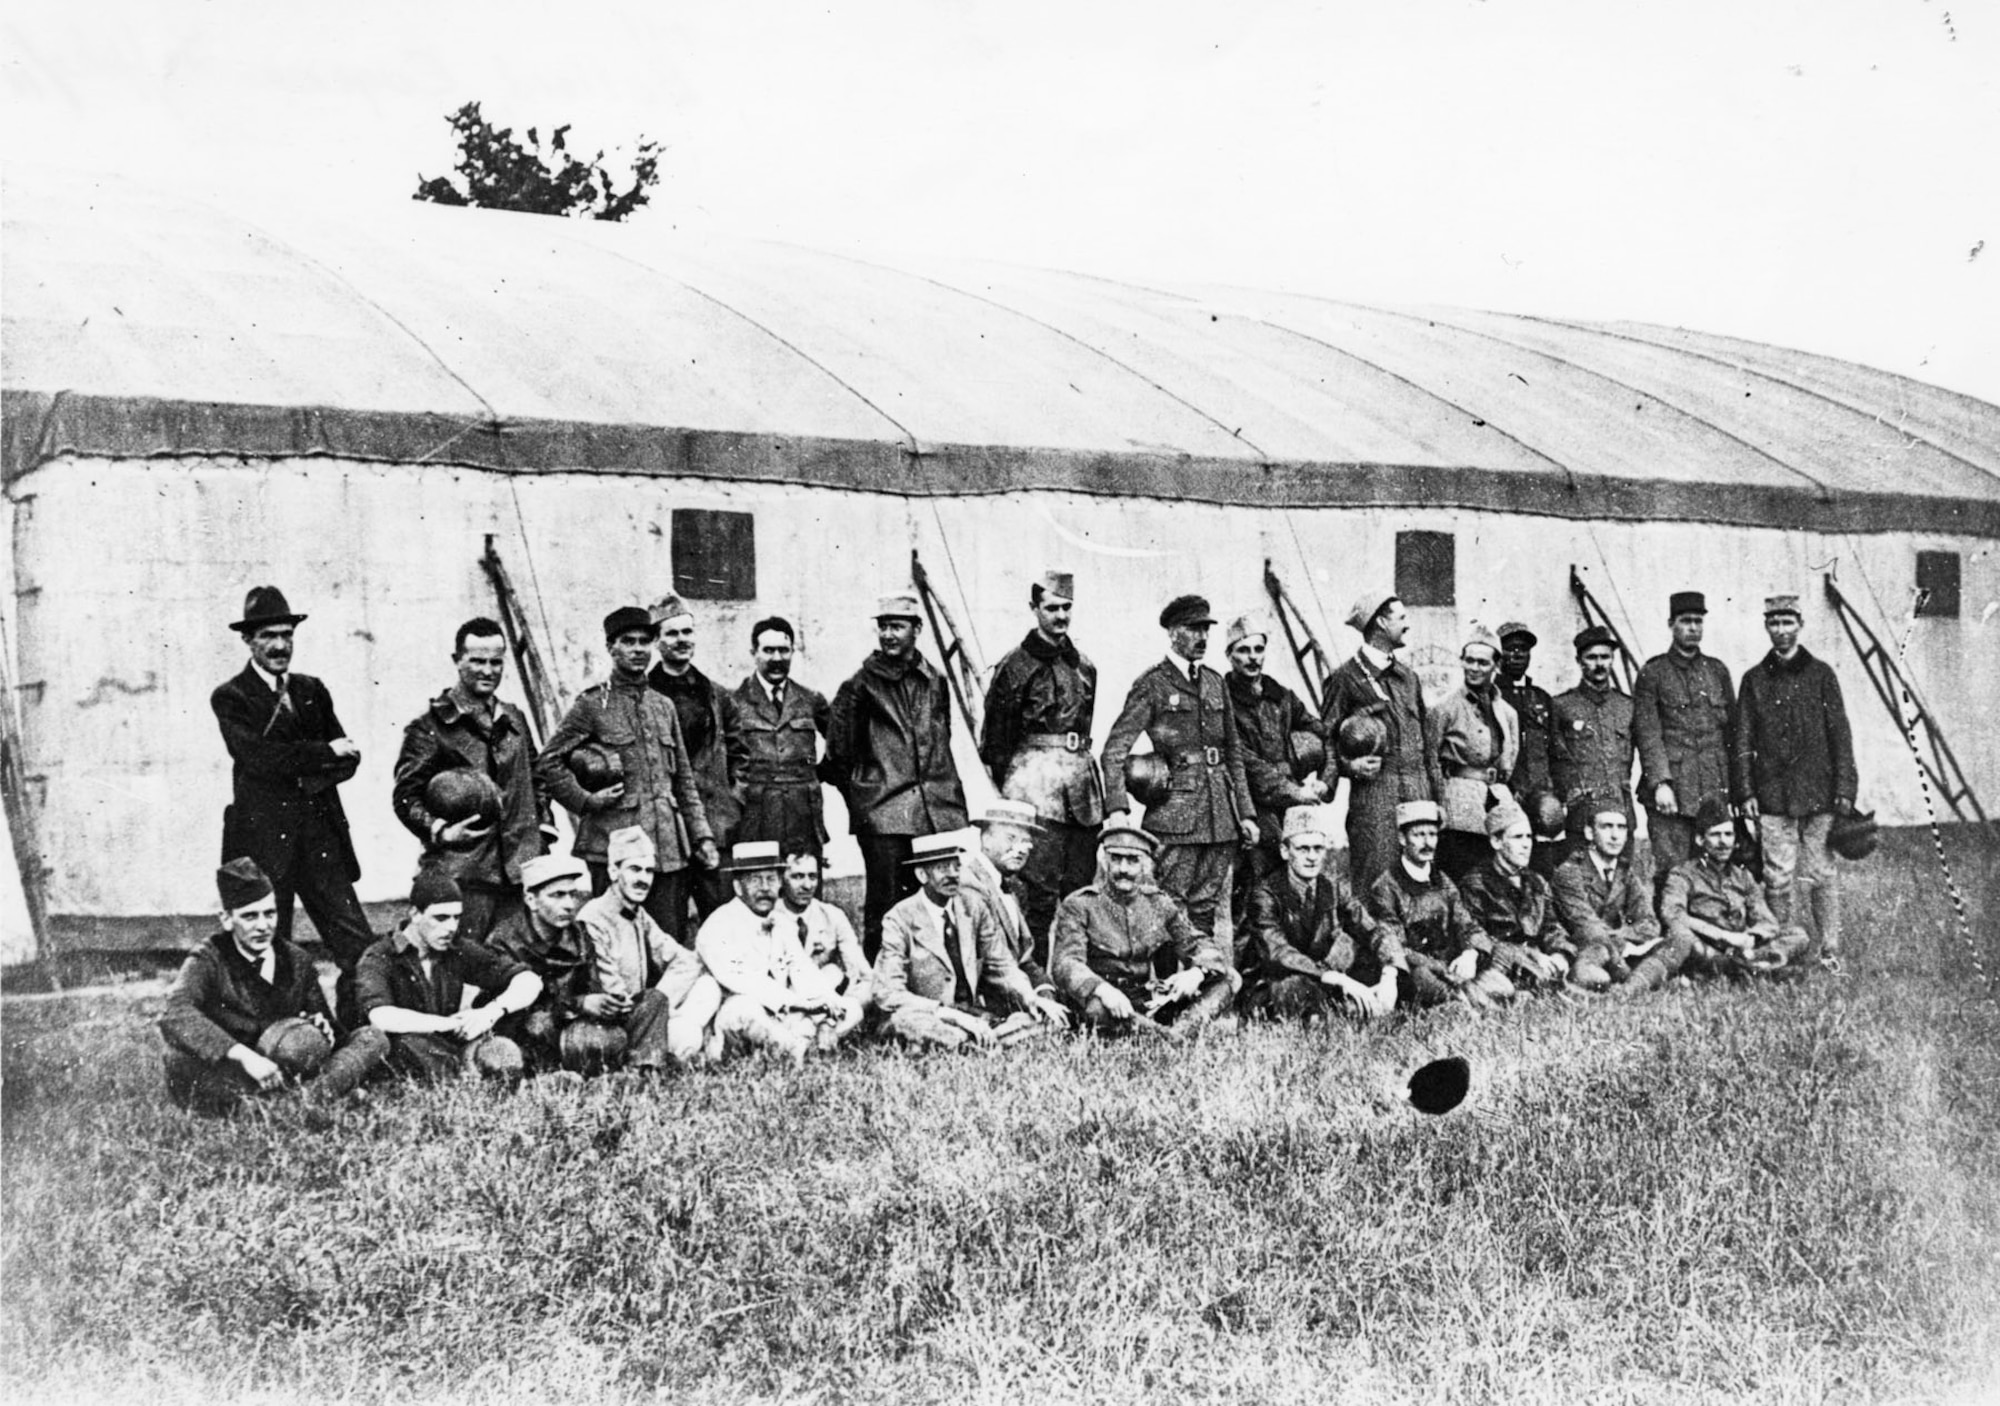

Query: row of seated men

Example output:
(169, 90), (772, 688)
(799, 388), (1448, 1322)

(159, 780), (1803, 1109)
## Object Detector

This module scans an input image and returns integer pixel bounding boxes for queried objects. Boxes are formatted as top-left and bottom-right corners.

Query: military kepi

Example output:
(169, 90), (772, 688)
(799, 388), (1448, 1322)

(603, 605), (656, 641)
(1098, 820), (1159, 856)
(216, 857), (274, 913)
(1573, 625), (1617, 654)
(230, 585), (308, 632)
(875, 591), (922, 621)
(1763, 593), (1801, 617)
(1668, 591), (1707, 618)
(1159, 594), (1215, 630)
(1497, 620), (1537, 648)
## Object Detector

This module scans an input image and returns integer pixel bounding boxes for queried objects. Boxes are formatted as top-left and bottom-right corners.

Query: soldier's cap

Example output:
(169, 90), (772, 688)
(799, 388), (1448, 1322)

(1346, 591), (1397, 634)
(726, 840), (788, 873)
(974, 799), (1044, 834)
(1584, 792), (1632, 824)
(603, 605), (657, 642)
(410, 868), (463, 912)
(1461, 626), (1501, 661)
(1395, 799), (1443, 830)
(230, 585), (308, 633)
(649, 594), (694, 627)
(1691, 795), (1735, 834)
(874, 591), (922, 622)
(521, 852), (590, 891)
(1098, 821), (1160, 856)
(1496, 621), (1538, 649)
(1159, 594), (1215, 630)
(1226, 614), (1272, 649)
(216, 857), (274, 913)
(1573, 624), (1618, 655)
(1668, 590), (1708, 619)
(1281, 806), (1330, 843)
(1484, 801), (1531, 837)
(605, 826), (656, 870)
(1036, 571), (1075, 605)
(1763, 593), (1802, 618)
(900, 832), (965, 868)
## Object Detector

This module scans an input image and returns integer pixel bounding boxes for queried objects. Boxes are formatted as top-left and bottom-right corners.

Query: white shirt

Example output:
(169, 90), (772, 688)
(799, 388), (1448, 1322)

(251, 661), (287, 695)
(758, 674), (787, 707)
(1400, 857), (1433, 884)
(1359, 643), (1395, 674)
(1165, 654), (1200, 686)
(233, 936), (277, 984)
(1589, 850), (1620, 883)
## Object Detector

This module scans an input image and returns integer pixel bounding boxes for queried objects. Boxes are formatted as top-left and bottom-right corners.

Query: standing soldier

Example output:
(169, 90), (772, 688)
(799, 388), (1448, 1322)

(647, 594), (747, 924)
(1222, 614), (1328, 925)
(1495, 622), (1557, 814)
(392, 617), (545, 944)
(1733, 593), (1858, 971)
(731, 616), (831, 860)
(210, 586), (371, 1024)
(1319, 592), (1442, 892)
(979, 570), (1103, 945)
(1100, 595), (1259, 958)
(1633, 591), (1741, 886)
(1550, 625), (1638, 849)
(534, 605), (719, 938)
(1426, 627), (1519, 882)
(824, 591), (969, 961)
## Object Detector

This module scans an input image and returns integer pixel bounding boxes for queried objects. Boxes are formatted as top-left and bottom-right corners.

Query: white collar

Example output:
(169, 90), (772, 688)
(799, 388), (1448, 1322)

(920, 892), (953, 929)
(1360, 643), (1395, 673)
(251, 661), (287, 693)
(1400, 857), (1433, 883)
(759, 673), (787, 701)
(1166, 654), (1199, 681)
(1589, 849), (1620, 880)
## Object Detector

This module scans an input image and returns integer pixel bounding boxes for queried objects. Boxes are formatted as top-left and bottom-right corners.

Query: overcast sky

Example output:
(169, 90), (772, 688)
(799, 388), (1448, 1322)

(5, 0), (1996, 402)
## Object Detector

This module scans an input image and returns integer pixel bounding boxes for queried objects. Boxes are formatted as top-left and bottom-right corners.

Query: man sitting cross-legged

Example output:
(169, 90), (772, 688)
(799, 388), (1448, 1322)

(1551, 797), (1687, 996)
(1051, 822), (1235, 1038)
(774, 848), (869, 1049)
(481, 853), (601, 1073)
(1456, 802), (1574, 992)
(1237, 807), (1395, 1022)
(356, 871), (543, 1083)
(697, 841), (849, 1064)
(957, 800), (1069, 1022)
(1662, 796), (1809, 980)
(159, 858), (389, 1112)
(1366, 800), (1512, 1009)
(875, 832), (1068, 1050)
(577, 827), (726, 1070)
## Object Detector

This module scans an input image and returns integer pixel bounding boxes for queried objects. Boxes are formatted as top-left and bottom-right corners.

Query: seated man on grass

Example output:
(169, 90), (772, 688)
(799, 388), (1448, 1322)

(958, 799), (1068, 1021)
(1050, 822), (1234, 1039)
(356, 871), (543, 1083)
(1551, 797), (1687, 996)
(875, 833), (1067, 1050)
(776, 847), (870, 1047)
(1456, 802), (1574, 992)
(159, 858), (389, 1112)
(696, 841), (849, 1064)
(578, 827), (725, 1070)
(1367, 800), (1512, 1009)
(1662, 796), (1809, 979)
(483, 853), (600, 1073)
(1237, 807), (1394, 1022)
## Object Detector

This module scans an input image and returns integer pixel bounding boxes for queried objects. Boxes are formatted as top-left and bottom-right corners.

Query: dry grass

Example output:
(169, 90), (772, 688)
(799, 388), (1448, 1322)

(4, 837), (1998, 1405)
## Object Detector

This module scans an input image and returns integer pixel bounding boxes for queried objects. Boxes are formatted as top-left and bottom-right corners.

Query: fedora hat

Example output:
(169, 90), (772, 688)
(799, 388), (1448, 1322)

(230, 585), (307, 633)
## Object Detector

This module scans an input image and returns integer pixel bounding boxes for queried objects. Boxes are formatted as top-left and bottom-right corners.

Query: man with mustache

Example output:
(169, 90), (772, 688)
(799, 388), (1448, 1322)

(1550, 625), (1638, 859)
(731, 616), (832, 862)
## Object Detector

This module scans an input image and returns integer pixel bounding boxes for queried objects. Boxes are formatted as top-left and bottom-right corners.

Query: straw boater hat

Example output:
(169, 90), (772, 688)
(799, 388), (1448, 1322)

(900, 833), (965, 868)
(974, 800), (1043, 833)
(725, 840), (787, 873)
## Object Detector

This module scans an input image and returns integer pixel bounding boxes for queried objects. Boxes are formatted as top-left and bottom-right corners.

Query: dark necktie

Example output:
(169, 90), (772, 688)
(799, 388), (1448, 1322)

(942, 909), (974, 1007)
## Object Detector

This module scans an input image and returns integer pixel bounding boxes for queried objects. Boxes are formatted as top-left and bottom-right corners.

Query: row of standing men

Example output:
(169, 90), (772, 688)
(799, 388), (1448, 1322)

(200, 573), (1859, 1045)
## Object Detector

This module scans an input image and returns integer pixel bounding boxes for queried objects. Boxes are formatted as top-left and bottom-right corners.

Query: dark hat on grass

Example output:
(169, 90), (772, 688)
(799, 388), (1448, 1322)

(216, 857), (273, 913)
(603, 605), (657, 642)
(1159, 594), (1215, 630)
(230, 586), (307, 633)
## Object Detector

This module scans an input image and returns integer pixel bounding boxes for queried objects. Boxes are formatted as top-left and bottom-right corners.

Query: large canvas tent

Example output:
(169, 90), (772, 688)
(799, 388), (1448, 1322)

(4, 164), (1996, 959)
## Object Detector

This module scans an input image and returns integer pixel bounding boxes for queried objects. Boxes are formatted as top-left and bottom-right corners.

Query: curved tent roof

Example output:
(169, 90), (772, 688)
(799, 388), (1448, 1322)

(5, 165), (1997, 536)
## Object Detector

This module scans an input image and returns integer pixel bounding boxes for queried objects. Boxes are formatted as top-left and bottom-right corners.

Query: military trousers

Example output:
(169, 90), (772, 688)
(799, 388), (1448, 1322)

(1758, 813), (1840, 955)
(384, 1030), (525, 1083)
(1017, 820), (1100, 948)
(1153, 841), (1236, 962)
(162, 1025), (389, 1114)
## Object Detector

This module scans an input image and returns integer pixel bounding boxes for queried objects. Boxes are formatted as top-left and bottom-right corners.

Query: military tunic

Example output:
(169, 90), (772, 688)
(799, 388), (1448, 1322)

(1238, 868), (1379, 1019)
(1457, 859), (1575, 983)
(1497, 674), (1557, 804)
(1050, 883), (1228, 1012)
(731, 673), (832, 857)
(1549, 684), (1637, 814)
(1633, 649), (1740, 876)
(1660, 854), (1808, 974)
(1366, 861), (1500, 1007)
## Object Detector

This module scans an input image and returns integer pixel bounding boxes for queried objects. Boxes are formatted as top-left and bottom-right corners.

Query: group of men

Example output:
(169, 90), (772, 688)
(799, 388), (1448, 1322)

(160, 572), (1859, 1107)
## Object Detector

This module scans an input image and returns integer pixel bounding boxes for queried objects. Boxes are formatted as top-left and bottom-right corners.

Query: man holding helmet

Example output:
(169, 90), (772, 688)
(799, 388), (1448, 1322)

(1319, 592), (1442, 890)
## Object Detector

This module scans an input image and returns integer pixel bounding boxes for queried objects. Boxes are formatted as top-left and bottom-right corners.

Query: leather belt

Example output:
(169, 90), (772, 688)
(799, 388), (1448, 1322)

(1021, 732), (1092, 753)
(1177, 747), (1224, 767)
(1449, 765), (1498, 782)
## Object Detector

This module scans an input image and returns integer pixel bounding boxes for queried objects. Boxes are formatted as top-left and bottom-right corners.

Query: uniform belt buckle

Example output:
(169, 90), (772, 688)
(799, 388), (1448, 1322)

(1204, 746), (1221, 767)
(1064, 731), (1081, 752)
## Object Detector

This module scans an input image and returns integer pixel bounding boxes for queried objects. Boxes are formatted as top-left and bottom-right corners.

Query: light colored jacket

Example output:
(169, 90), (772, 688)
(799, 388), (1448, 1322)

(696, 898), (820, 1013)
(781, 899), (871, 1007)
(577, 892), (707, 1007)
(1426, 685), (1519, 834)
(873, 891), (1036, 1016)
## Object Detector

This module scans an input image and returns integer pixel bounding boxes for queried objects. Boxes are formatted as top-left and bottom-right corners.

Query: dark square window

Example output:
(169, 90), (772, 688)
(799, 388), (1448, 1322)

(1915, 550), (1959, 619)
(1395, 530), (1455, 608)
(671, 509), (756, 601)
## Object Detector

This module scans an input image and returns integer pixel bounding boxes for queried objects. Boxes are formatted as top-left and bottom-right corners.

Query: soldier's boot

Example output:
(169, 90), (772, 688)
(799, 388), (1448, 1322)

(1765, 882), (1796, 930)
(1569, 958), (1612, 993)
(307, 1028), (390, 1102)
(1809, 884), (1844, 969)
(1612, 956), (1670, 1000)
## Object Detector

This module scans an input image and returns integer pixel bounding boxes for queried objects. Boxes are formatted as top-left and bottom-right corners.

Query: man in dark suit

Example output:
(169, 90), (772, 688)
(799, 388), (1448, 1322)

(1099, 594), (1258, 958)
(211, 586), (372, 1023)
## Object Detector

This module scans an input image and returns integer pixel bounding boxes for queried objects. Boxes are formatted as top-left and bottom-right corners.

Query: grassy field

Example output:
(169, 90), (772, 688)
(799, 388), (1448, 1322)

(4, 834), (1999, 1405)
